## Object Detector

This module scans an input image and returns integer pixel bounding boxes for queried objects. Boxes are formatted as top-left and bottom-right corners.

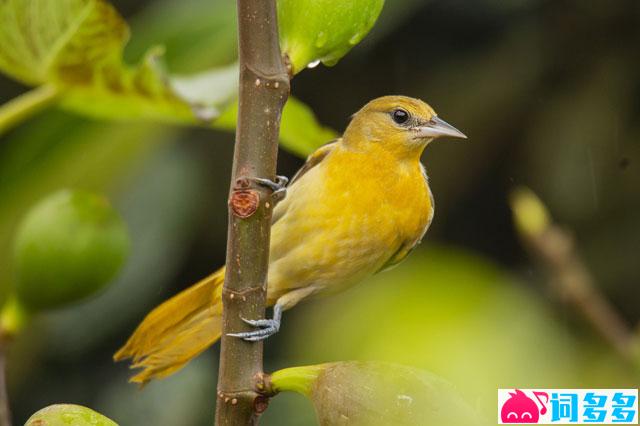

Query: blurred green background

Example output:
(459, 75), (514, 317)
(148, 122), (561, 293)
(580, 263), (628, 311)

(2, 0), (639, 424)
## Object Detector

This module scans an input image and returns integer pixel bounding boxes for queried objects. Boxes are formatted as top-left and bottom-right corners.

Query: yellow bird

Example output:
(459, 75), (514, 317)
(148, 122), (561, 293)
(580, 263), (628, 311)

(114, 95), (466, 384)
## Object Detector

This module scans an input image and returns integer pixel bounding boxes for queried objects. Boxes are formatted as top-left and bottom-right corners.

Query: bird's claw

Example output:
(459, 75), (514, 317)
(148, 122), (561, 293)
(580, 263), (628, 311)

(227, 317), (280, 342)
(252, 175), (288, 192)
(251, 176), (288, 204)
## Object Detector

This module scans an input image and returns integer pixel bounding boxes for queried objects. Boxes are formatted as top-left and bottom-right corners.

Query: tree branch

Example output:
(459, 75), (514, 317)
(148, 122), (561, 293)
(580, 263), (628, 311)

(511, 188), (639, 365)
(0, 344), (10, 426)
(530, 225), (636, 360)
(215, 1), (290, 425)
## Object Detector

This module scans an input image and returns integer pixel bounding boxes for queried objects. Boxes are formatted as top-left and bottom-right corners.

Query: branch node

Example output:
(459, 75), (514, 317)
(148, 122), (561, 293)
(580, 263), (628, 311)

(283, 54), (293, 78)
(235, 177), (252, 189)
(222, 286), (264, 302)
(255, 372), (277, 397)
(253, 395), (269, 414)
(229, 189), (259, 218)
(244, 64), (290, 89)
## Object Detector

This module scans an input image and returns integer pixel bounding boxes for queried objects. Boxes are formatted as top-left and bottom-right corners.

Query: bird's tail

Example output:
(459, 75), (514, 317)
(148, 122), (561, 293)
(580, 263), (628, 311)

(114, 268), (225, 385)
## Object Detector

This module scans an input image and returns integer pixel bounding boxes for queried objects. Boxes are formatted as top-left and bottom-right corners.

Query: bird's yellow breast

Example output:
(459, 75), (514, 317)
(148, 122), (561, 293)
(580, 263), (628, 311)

(267, 142), (433, 301)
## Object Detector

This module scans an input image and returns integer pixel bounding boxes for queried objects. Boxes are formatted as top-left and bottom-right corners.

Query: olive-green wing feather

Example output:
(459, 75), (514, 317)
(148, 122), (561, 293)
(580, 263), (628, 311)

(272, 140), (338, 224)
(290, 140), (338, 185)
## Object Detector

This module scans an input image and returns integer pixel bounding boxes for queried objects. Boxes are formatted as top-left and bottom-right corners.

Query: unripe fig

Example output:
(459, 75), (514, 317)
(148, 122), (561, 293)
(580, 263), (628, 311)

(270, 362), (483, 426)
(25, 404), (118, 426)
(13, 190), (129, 311)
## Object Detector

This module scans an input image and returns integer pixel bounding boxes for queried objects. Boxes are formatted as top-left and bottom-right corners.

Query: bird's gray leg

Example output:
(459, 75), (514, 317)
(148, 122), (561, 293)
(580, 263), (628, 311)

(227, 286), (318, 342)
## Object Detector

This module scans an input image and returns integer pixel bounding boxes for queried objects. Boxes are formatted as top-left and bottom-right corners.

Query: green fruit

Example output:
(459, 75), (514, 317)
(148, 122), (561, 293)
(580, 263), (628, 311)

(26, 404), (118, 426)
(278, 0), (385, 73)
(271, 362), (482, 426)
(13, 190), (130, 311)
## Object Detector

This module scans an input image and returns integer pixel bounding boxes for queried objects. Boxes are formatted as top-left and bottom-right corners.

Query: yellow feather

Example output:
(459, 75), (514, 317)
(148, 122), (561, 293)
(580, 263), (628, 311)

(114, 269), (225, 385)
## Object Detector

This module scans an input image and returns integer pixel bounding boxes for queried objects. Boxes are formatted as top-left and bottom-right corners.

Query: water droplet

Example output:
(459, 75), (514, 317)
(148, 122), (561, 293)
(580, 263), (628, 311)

(397, 394), (413, 407)
(349, 32), (364, 46)
(307, 59), (321, 69)
(193, 105), (218, 122)
(315, 31), (327, 48)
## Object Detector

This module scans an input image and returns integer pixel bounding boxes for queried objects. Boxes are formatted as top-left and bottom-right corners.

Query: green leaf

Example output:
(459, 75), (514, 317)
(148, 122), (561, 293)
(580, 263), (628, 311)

(126, 0), (238, 72)
(278, 0), (385, 73)
(271, 362), (484, 426)
(58, 50), (237, 124)
(0, 0), (236, 125)
(0, 0), (128, 86)
(0, 85), (59, 135)
(26, 404), (118, 426)
(277, 98), (339, 155)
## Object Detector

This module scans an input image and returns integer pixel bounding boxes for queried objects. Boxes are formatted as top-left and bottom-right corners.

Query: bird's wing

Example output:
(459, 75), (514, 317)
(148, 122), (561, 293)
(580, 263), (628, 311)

(290, 139), (339, 185)
(271, 140), (338, 225)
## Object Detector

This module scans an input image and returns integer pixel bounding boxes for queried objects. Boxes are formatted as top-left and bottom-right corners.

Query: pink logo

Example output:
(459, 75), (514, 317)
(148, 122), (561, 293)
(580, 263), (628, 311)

(501, 389), (549, 423)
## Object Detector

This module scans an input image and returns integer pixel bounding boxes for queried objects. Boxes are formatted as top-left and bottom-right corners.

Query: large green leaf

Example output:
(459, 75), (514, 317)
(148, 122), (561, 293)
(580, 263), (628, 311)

(0, 0), (128, 86)
(0, 0), (235, 125)
(59, 51), (237, 125)
(125, 0), (238, 72)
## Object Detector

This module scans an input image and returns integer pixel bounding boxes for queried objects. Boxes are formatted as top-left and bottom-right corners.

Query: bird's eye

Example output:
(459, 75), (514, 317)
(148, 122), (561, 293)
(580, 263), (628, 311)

(392, 108), (410, 125)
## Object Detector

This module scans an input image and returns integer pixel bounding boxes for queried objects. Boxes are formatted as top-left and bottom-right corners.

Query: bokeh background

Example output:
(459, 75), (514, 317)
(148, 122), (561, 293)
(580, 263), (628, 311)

(1, 0), (639, 424)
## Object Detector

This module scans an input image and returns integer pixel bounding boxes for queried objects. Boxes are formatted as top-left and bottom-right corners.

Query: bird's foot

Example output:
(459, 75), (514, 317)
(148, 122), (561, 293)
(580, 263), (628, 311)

(251, 175), (288, 204)
(227, 305), (283, 342)
(228, 318), (280, 342)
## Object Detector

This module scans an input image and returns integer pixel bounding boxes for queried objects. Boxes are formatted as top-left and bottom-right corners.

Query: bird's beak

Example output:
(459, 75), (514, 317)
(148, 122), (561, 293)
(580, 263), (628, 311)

(415, 116), (467, 140)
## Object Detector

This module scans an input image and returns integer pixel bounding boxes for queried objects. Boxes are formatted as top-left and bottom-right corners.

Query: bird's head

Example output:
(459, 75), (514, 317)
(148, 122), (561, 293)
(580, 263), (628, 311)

(343, 95), (466, 158)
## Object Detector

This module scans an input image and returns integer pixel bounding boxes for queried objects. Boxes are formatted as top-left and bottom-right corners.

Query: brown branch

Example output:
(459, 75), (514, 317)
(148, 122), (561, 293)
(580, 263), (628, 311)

(214, 0), (290, 425)
(511, 188), (639, 365)
(532, 226), (636, 360)
(0, 343), (11, 426)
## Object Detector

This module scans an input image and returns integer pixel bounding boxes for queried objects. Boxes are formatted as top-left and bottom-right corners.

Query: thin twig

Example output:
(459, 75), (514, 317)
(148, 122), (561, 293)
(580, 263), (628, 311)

(536, 226), (635, 359)
(0, 296), (28, 426)
(0, 343), (11, 426)
(214, 0), (290, 425)
(511, 188), (638, 364)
